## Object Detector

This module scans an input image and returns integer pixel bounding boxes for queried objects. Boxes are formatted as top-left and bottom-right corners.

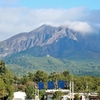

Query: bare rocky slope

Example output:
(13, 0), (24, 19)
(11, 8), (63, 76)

(0, 24), (100, 59)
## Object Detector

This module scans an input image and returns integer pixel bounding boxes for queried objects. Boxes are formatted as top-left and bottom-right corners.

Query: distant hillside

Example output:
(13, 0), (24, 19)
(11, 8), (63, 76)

(4, 54), (100, 76)
(5, 55), (66, 76)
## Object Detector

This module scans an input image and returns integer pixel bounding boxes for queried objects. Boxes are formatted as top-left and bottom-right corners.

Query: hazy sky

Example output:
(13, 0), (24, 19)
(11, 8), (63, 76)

(0, 0), (100, 41)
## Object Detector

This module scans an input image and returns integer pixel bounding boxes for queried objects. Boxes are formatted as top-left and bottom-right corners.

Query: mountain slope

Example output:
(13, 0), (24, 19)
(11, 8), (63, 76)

(0, 25), (67, 57)
(1, 24), (100, 59)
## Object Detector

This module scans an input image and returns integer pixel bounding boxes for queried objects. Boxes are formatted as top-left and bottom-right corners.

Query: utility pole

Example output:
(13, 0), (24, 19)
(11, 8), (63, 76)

(55, 78), (57, 89)
(86, 82), (88, 93)
(70, 81), (72, 100)
(72, 82), (74, 100)
(70, 76), (74, 100)
(86, 82), (88, 100)
(35, 85), (36, 100)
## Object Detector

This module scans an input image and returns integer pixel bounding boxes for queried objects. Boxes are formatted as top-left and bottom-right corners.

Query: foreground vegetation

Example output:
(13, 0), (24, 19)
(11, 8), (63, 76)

(15, 70), (100, 99)
(0, 60), (14, 100)
(1, 60), (100, 99)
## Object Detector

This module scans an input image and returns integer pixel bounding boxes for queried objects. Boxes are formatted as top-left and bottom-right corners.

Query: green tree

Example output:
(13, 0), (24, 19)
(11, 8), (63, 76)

(74, 94), (80, 100)
(0, 78), (6, 98)
(25, 84), (35, 99)
(34, 70), (48, 82)
(53, 91), (63, 100)
(28, 72), (34, 81)
(39, 90), (45, 100)
(0, 60), (14, 100)
(49, 72), (64, 81)
(20, 75), (29, 85)
(97, 86), (100, 99)
(0, 60), (5, 74)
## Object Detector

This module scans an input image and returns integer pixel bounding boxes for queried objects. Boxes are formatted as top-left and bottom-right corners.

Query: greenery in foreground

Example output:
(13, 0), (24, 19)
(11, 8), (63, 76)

(15, 70), (100, 99)
(0, 60), (14, 100)
(1, 60), (100, 99)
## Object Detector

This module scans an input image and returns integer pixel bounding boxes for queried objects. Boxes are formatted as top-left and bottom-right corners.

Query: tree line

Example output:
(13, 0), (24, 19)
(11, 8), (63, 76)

(14, 69), (100, 99)
(0, 60), (100, 99)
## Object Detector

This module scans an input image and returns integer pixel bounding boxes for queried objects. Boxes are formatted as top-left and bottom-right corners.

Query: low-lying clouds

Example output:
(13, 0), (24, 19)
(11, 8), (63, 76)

(0, 7), (100, 40)
(64, 21), (93, 34)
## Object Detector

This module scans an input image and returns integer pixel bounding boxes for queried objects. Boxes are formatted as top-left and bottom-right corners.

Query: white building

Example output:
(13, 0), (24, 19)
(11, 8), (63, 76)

(13, 91), (26, 100)
(45, 89), (70, 99)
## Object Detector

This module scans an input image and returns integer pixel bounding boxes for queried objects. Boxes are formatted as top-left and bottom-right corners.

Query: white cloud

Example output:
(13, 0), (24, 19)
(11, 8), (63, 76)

(0, 7), (100, 41)
(64, 21), (93, 34)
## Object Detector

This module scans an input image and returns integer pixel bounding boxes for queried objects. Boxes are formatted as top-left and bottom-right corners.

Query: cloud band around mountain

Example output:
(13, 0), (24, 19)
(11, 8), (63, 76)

(0, 7), (100, 40)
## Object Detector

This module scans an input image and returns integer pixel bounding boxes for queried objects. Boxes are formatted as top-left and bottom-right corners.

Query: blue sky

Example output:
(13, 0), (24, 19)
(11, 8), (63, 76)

(18, 0), (100, 10)
(1, 0), (100, 9)
(0, 0), (100, 40)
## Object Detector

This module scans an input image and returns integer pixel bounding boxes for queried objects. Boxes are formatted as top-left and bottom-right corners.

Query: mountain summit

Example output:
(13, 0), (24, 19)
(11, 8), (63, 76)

(0, 24), (100, 59)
